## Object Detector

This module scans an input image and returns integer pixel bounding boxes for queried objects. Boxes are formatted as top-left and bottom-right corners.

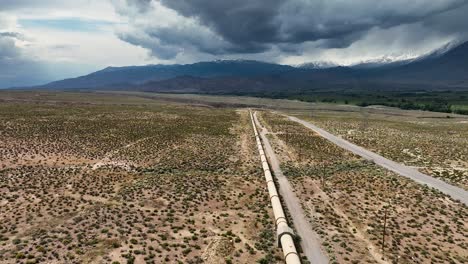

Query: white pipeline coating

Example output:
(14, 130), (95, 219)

(281, 234), (301, 263)
(250, 111), (301, 264)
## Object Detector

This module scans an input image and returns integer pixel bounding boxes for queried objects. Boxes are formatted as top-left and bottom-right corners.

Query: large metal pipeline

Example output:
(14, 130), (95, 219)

(249, 111), (302, 264)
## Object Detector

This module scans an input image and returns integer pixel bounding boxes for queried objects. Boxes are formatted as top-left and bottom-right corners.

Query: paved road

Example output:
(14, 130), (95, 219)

(287, 115), (468, 206)
(253, 112), (329, 264)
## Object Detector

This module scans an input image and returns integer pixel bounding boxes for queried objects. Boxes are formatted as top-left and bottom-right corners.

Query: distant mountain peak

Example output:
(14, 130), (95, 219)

(350, 53), (420, 69)
(297, 61), (339, 69)
(425, 41), (463, 58)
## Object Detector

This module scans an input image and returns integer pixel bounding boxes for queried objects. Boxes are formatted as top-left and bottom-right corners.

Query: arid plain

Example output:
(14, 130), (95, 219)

(0, 91), (466, 264)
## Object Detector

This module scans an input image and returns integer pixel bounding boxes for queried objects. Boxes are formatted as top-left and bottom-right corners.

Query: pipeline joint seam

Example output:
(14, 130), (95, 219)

(277, 225), (296, 248)
(275, 216), (288, 225)
(284, 251), (300, 260)
(269, 194), (280, 201)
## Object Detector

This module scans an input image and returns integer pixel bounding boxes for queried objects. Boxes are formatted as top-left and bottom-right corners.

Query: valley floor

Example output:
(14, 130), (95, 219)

(259, 111), (467, 264)
(0, 91), (466, 264)
(0, 92), (284, 264)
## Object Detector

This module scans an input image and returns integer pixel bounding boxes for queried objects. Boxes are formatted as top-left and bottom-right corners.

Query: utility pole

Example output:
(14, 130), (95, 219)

(392, 226), (399, 264)
(320, 165), (325, 190)
(382, 206), (388, 260)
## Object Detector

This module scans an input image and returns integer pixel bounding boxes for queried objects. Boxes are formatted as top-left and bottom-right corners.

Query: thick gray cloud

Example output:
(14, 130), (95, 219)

(423, 3), (468, 41)
(117, 29), (180, 60)
(116, 0), (468, 59)
(160, 0), (283, 44)
(276, 0), (467, 44)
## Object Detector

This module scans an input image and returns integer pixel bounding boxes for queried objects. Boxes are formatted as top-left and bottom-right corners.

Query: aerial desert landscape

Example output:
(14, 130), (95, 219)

(0, 92), (466, 264)
(0, 92), (287, 263)
(1, 1), (468, 263)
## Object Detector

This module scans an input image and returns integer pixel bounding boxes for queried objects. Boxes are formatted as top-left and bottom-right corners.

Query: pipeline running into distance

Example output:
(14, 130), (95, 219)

(249, 111), (301, 264)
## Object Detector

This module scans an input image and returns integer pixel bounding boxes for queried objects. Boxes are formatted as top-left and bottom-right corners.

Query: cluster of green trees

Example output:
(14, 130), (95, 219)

(358, 99), (468, 114)
(242, 90), (468, 115)
(286, 92), (468, 115)
(357, 100), (452, 113)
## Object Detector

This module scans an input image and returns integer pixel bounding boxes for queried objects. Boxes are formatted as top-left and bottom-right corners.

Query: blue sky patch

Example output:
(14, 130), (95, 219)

(19, 18), (114, 32)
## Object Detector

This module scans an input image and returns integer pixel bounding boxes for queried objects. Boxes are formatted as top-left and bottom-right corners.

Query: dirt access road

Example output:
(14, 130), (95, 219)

(253, 112), (329, 264)
(287, 115), (468, 206)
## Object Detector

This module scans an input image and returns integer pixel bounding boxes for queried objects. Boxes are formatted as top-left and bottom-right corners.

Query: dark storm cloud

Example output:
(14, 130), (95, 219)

(422, 3), (468, 41)
(116, 0), (468, 59)
(277, 0), (467, 44)
(159, 0), (283, 44)
(117, 30), (180, 60)
(162, 0), (467, 46)
(146, 26), (269, 55)
(315, 32), (368, 49)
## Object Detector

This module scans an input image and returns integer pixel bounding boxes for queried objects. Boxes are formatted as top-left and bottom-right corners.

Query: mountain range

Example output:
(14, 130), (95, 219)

(38, 41), (468, 95)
